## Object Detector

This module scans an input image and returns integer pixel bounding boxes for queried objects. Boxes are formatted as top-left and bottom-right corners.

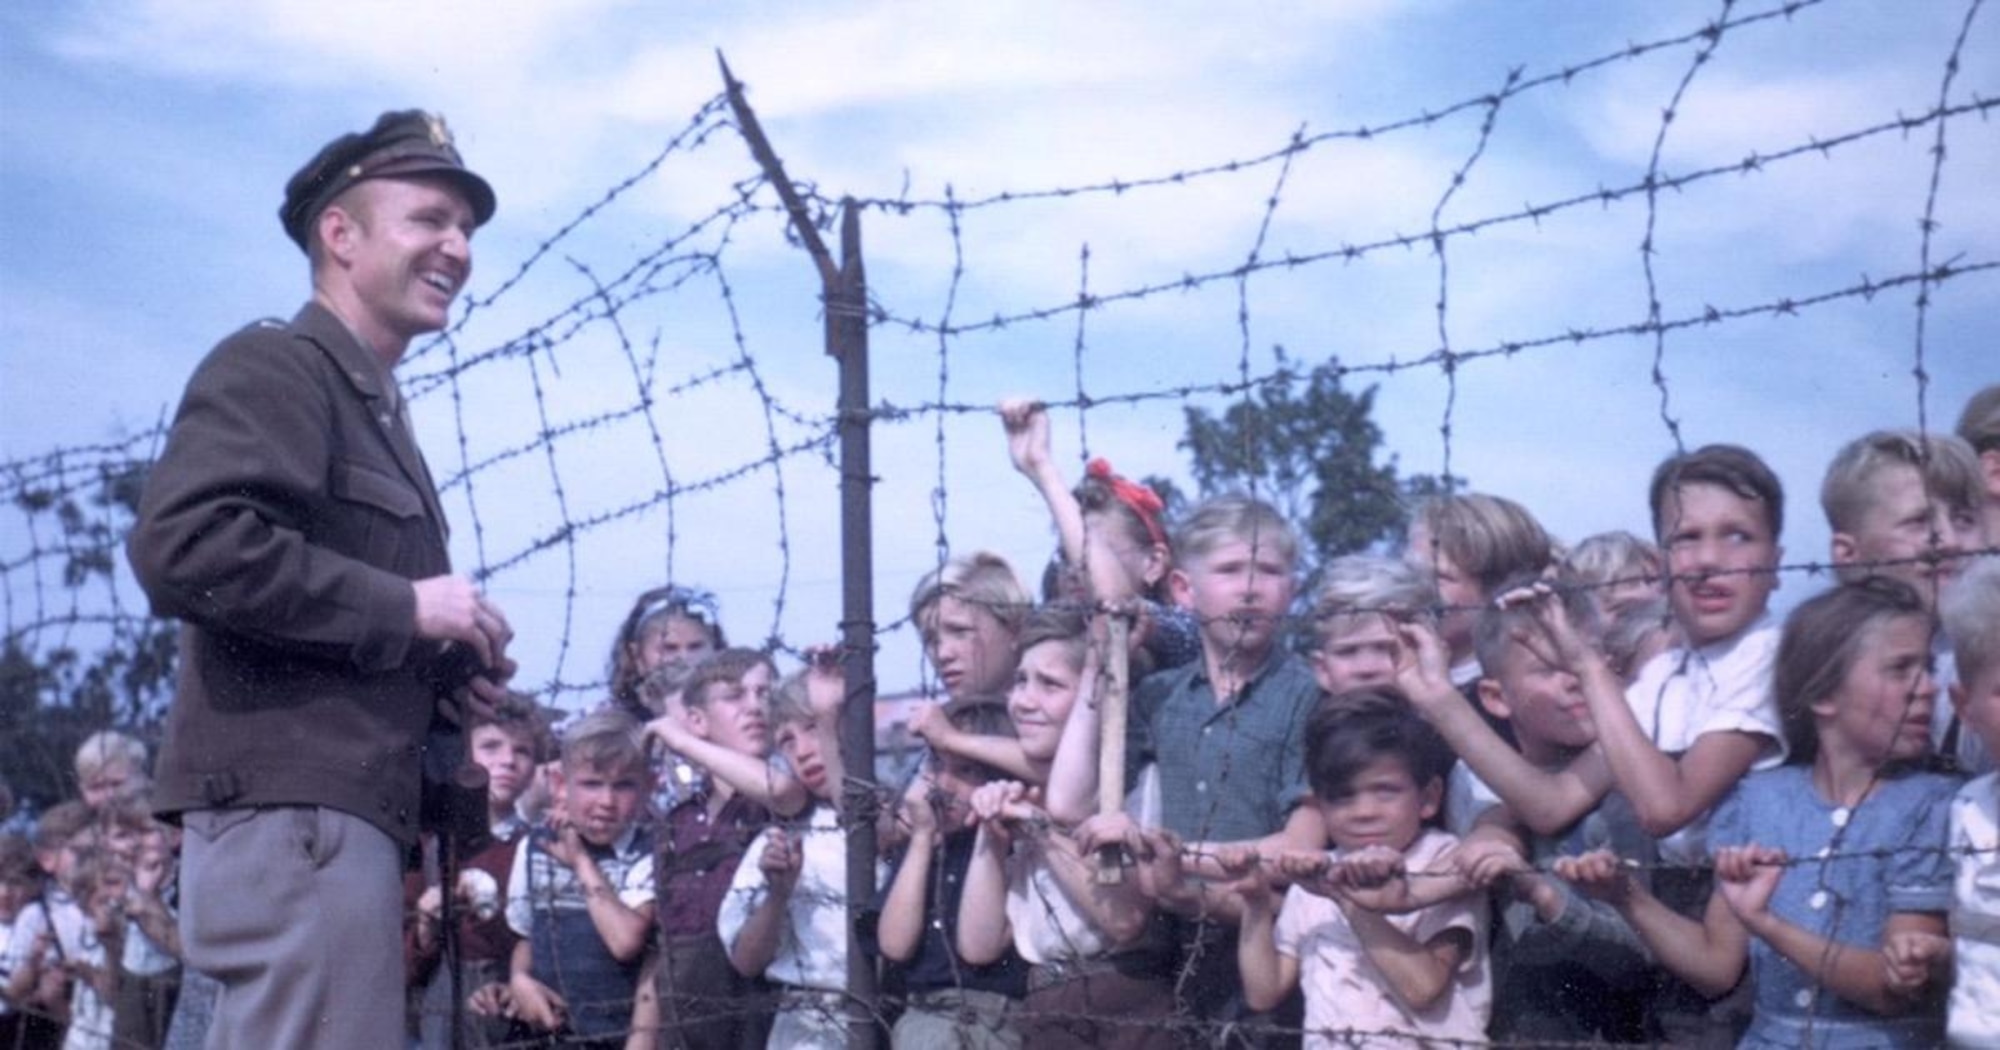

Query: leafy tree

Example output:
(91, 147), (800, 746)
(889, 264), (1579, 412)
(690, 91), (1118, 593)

(1177, 349), (1447, 569)
(3, 459), (176, 811)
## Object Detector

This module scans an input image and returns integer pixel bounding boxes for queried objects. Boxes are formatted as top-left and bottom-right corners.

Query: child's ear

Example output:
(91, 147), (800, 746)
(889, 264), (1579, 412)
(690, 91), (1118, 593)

(1309, 652), (1337, 694)
(1167, 567), (1194, 609)
(1419, 776), (1445, 823)
(1142, 544), (1171, 588)
(1475, 678), (1513, 722)
(683, 705), (711, 741)
(1829, 532), (1858, 569)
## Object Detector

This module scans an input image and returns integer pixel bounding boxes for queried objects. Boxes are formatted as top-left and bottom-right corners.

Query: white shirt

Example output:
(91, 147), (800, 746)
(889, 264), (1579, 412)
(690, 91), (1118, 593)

(3, 893), (112, 1050)
(1275, 830), (1490, 1048)
(1005, 771), (1160, 965)
(1949, 774), (2000, 1047)
(1624, 616), (1786, 865)
(716, 804), (884, 993)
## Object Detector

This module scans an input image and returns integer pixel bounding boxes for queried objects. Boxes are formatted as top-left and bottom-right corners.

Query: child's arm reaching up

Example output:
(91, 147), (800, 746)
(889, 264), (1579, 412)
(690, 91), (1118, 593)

(645, 715), (809, 816)
(1715, 844), (1947, 1014)
(1509, 583), (1771, 840)
(1396, 618), (1613, 836)
(908, 703), (1037, 783)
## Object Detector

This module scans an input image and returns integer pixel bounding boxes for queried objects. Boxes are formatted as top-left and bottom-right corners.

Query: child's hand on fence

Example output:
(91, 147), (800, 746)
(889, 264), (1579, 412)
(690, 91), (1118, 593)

(1214, 845), (1278, 915)
(999, 398), (1053, 478)
(1714, 844), (1786, 926)
(466, 981), (514, 1019)
(1882, 929), (1950, 997)
(542, 820), (588, 870)
(900, 769), (941, 840)
(1393, 619), (1462, 715)
(1326, 845), (1420, 914)
(760, 828), (804, 894)
(1552, 848), (1635, 906)
(801, 647), (847, 717)
(1129, 826), (1187, 901)
(1449, 836), (1529, 889)
(507, 971), (567, 1031)
(1073, 811), (1145, 862)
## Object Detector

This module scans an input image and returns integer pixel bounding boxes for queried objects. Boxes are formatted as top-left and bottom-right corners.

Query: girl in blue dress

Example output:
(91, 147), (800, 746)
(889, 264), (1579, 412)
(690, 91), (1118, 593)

(1559, 577), (1956, 1048)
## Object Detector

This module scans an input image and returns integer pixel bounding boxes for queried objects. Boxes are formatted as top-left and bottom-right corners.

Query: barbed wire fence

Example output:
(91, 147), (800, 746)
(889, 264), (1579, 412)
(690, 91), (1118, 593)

(3, 0), (1997, 1046)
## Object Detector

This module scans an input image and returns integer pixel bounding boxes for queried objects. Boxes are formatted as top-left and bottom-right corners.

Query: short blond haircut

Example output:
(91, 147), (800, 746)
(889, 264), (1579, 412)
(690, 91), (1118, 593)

(559, 710), (647, 776)
(1943, 556), (2000, 687)
(768, 670), (819, 732)
(1408, 493), (1554, 594)
(1173, 494), (1299, 572)
(1563, 531), (1663, 591)
(1820, 429), (1981, 534)
(909, 552), (1031, 634)
(1313, 555), (1435, 641)
(74, 731), (149, 785)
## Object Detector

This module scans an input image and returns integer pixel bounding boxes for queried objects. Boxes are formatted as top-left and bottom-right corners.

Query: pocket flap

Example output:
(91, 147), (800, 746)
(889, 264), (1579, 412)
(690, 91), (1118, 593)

(332, 461), (424, 518)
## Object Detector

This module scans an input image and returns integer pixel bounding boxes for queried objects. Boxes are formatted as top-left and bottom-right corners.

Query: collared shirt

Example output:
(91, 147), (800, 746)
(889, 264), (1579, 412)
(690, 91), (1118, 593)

(1624, 615), (1786, 865)
(657, 789), (771, 939)
(1125, 647), (1319, 844)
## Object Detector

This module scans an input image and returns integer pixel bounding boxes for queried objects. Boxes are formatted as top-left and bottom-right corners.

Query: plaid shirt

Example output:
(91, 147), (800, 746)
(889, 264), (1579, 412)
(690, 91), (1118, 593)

(1125, 647), (1319, 844)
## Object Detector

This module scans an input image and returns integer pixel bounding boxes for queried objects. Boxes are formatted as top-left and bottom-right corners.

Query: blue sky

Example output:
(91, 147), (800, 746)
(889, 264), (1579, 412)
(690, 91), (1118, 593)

(3, 0), (1995, 704)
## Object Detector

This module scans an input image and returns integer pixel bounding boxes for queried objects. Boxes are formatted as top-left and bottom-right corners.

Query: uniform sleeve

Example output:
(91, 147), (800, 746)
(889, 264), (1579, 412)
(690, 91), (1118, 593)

(1886, 778), (1956, 915)
(716, 828), (773, 953)
(127, 329), (419, 672)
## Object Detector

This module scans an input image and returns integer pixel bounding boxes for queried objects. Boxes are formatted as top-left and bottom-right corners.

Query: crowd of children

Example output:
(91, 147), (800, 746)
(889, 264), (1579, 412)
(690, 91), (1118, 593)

(3, 384), (1998, 1049)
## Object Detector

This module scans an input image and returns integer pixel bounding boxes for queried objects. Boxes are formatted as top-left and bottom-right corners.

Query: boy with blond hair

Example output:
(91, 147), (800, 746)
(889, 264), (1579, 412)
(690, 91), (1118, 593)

(1821, 428), (1986, 771)
(73, 732), (150, 812)
(506, 711), (656, 1047)
(1308, 555), (1436, 697)
(1119, 494), (1321, 1043)
(718, 670), (884, 1049)
(1405, 492), (1557, 688)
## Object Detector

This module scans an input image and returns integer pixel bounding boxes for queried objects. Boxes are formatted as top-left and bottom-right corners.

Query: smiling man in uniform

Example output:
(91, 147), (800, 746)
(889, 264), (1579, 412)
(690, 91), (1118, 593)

(128, 110), (515, 1049)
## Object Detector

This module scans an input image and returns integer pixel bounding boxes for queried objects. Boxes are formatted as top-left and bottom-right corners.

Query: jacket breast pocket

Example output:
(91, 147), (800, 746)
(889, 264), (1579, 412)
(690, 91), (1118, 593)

(329, 459), (427, 567)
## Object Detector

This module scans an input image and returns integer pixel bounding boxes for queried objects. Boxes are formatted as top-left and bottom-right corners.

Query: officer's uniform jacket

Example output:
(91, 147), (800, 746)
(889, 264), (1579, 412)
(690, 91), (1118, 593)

(130, 301), (457, 845)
